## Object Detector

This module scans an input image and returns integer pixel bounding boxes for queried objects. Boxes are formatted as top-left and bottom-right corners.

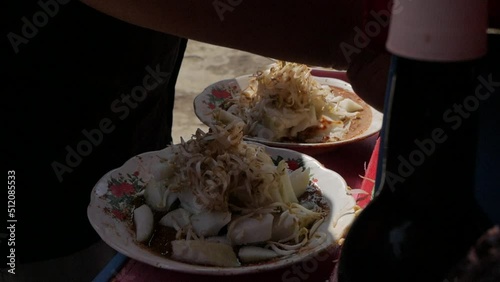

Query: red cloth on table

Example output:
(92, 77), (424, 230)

(357, 137), (380, 208)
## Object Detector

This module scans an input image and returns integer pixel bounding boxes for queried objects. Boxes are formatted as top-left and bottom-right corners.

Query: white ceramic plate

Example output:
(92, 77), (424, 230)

(87, 144), (357, 275)
(193, 75), (383, 155)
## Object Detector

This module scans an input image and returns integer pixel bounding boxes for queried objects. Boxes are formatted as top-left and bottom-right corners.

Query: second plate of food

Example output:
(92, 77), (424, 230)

(194, 61), (383, 155)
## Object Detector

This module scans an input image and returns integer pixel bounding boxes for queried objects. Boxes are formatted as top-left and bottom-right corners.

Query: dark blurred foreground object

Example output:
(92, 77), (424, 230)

(3, 1), (186, 280)
(337, 1), (498, 281)
(448, 225), (500, 282)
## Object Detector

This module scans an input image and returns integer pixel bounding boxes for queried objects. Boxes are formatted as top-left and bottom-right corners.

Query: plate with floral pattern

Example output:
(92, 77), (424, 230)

(87, 143), (357, 275)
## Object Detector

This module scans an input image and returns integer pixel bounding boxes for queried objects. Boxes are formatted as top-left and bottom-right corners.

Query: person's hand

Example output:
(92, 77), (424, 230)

(346, 47), (391, 112)
(310, 47), (390, 112)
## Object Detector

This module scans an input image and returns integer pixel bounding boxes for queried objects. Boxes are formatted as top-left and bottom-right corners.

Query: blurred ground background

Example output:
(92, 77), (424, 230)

(172, 40), (273, 143)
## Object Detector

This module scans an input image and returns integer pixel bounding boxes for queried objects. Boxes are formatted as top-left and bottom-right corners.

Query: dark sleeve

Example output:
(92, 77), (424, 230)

(4, 0), (187, 262)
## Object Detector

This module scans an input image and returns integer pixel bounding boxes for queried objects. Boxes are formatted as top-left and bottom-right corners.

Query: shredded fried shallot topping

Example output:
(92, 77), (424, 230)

(157, 121), (328, 255)
(167, 120), (293, 212)
(215, 61), (363, 143)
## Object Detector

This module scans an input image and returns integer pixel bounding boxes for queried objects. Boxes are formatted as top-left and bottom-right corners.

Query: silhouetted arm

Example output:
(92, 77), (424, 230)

(80, 0), (363, 69)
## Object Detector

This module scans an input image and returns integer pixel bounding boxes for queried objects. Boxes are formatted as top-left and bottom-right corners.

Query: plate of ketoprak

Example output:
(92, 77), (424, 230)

(194, 61), (383, 153)
(87, 120), (357, 275)
(193, 61), (383, 155)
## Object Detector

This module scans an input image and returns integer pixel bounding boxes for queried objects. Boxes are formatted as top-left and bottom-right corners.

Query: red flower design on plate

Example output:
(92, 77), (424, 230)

(208, 102), (216, 109)
(212, 89), (232, 99)
(286, 160), (300, 171)
(109, 182), (135, 197)
(111, 209), (127, 221)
